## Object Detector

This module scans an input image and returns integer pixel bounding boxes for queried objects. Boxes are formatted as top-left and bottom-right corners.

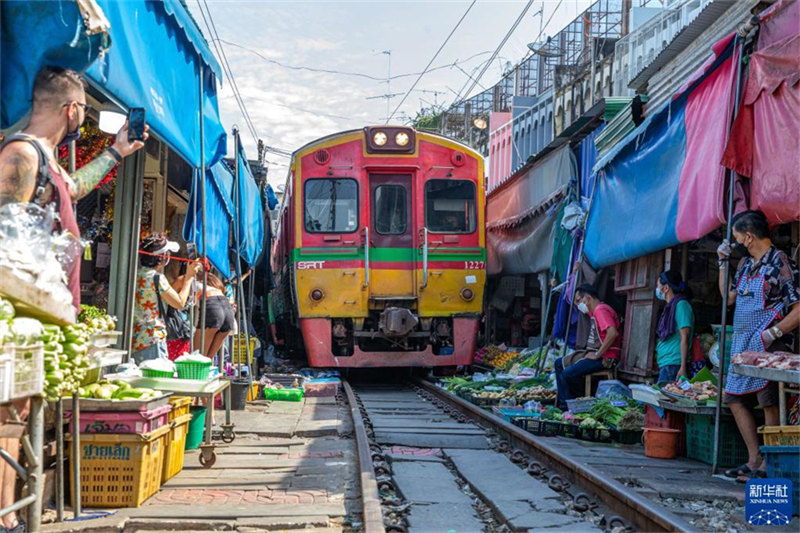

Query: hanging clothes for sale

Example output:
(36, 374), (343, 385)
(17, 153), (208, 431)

(722, 0), (800, 224)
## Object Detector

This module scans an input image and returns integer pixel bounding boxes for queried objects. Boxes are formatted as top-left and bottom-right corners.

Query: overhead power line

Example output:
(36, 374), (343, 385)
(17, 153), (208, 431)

(455, 0), (536, 105)
(386, 0), (477, 123)
(196, 0), (260, 146)
(216, 38), (494, 83)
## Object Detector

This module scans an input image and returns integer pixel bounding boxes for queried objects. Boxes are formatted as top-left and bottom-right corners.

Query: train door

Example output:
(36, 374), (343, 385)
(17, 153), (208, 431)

(368, 174), (415, 298)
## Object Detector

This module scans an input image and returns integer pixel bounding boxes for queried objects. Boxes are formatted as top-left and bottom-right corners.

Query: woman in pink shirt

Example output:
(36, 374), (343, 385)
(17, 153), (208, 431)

(554, 284), (621, 410)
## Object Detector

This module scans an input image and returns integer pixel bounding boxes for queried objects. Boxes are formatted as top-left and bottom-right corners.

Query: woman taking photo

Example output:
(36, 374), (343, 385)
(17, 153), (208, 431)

(132, 234), (201, 364)
(654, 270), (694, 383)
(194, 271), (236, 359)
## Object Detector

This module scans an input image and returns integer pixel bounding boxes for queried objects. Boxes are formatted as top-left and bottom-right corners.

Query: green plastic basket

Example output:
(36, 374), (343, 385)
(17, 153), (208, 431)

(263, 388), (303, 402)
(175, 361), (211, 380)
(141, 368), (174, 379)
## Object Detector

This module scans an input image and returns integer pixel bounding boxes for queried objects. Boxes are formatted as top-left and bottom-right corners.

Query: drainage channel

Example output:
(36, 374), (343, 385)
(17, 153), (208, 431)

(345, 381), (612, 533)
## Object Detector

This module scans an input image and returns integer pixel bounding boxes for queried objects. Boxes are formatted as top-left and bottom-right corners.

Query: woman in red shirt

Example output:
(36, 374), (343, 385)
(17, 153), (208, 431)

(554, 284), (621, 410)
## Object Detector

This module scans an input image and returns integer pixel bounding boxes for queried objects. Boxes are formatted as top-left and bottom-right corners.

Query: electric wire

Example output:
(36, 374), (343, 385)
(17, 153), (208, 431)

(196, 0), (261, 148)
(385, 0), (477, 123)
(455, 0), (536, 104)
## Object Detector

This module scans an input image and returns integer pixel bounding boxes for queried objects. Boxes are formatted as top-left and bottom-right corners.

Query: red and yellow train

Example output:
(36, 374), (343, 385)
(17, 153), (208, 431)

(271, 126), (486, 368)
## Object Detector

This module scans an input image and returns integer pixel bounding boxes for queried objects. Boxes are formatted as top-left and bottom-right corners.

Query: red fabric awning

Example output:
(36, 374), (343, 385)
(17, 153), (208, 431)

(722, 0), (800, 224)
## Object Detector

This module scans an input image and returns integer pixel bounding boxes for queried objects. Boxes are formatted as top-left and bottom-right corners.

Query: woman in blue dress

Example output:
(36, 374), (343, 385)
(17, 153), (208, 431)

(717, 211), (800, 480)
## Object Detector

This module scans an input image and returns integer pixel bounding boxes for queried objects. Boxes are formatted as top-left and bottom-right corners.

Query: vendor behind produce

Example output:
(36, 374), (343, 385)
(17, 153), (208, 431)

(717, 210), (800, 480)
(0, 66), (147, 310)
(654, 270), (695, 383)
(554, 284), (621, 410)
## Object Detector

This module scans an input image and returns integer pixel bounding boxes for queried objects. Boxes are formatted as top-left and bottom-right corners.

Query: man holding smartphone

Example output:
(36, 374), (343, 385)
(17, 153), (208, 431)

(0, 66), (149, 310)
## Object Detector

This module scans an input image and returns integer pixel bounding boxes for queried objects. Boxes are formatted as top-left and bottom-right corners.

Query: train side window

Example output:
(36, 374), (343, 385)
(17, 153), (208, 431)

(374, 185), (407, 235)
(304, 178), (358, 233)
(425, 179), (476, 233)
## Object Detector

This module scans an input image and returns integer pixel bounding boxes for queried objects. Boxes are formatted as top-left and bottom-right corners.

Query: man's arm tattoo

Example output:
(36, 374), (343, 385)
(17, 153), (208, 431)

(71, 151), (118, 200)
(0, 153), (37, 207)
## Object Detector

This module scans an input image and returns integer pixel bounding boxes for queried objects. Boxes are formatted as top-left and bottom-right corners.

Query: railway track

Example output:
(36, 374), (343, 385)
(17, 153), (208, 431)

(343, 379), (694, 533)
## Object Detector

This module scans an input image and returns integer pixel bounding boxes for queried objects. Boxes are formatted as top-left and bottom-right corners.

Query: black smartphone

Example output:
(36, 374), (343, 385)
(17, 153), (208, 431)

(128, 108), (145, 142)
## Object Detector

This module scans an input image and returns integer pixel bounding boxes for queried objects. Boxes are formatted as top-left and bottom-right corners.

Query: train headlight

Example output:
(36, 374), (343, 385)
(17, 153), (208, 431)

(310, 289), (324, 301)
(460, 288), (474, 301)
(373, 131), (388, 146)
(395, 132), (410, 146)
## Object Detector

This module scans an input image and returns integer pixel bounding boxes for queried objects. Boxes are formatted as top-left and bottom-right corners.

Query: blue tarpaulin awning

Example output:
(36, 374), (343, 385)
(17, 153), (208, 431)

(87, 0), (226, 168)
(0, 0), (109, 128)
(184, 163), (234, 278)
(235, 142), (264, 266)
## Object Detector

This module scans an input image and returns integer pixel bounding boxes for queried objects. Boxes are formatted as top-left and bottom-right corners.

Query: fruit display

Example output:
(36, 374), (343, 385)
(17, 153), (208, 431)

(514, 386), (556, 401)
(79, 304), (117, 332)
(78, 379), (159, 400)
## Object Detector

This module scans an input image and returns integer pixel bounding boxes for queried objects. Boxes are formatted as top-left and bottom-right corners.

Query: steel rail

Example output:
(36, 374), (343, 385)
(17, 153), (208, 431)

(415, 379), (694, 533)
(342, 381), (385, 533)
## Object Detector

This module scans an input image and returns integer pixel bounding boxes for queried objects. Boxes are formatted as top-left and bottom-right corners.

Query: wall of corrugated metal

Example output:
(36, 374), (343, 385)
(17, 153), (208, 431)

(644, 1), (756, 113)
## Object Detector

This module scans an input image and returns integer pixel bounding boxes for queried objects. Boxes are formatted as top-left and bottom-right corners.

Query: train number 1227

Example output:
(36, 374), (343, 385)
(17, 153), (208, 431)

(464, 261), (485, 270)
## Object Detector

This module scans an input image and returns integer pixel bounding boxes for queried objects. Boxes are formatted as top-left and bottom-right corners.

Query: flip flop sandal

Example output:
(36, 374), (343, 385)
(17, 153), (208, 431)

(736, 470), (767, 484)
(724, 463), (754, 478)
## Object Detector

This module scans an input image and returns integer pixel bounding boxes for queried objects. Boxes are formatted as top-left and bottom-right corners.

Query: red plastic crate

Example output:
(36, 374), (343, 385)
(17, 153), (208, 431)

(67, 404), (172, 435)
(645, 405), (686, 456)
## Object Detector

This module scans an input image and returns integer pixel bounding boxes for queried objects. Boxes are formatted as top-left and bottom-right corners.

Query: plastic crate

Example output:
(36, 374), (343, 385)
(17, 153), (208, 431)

(566, 398), (596, 414)
(760, 445), (800, 514)
(574, 425), (613, 443)
(168, 396), (192, 423)
(759, 426), (800, 446)
(11, 343), (44, 399)
(68, 424), (169, 508)
(645, 405), (686, 456)
(67, 404), (171, 434)
(175, 361), (211, 380)
(162, 413), (192, 482)
(512, 418), (563, 436)
(612, 429), (644, 445)
(263, 388), (303, 402)
(0, 350), (13, 403)
(231, 333), (255, 365)
(685, 413), (748, 467)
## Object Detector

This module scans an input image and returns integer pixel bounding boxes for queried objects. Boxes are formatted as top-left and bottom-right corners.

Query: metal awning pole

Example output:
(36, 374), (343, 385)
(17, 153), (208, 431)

(232, 128), (244, 379)
(199, 64), (208, 355)
(712, 35), (745, 475)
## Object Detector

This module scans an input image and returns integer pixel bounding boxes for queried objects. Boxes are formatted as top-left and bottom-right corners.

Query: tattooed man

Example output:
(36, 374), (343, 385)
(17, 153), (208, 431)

(0, 66), (148, 310)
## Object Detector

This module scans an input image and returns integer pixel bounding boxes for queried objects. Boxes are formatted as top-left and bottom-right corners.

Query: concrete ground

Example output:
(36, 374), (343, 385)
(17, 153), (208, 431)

(42, 397), (359, 533)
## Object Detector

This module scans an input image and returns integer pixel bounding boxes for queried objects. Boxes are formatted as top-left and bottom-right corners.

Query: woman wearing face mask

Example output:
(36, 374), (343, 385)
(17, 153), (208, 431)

(653, 270), (695, 383)
(717, 210), (800, 480)
(132, 234), (201, 365)
(554, 284), (621, 410)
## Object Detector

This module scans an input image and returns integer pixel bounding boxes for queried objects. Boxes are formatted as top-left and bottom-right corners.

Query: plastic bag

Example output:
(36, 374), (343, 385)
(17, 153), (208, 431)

(595, 380), (631, 399)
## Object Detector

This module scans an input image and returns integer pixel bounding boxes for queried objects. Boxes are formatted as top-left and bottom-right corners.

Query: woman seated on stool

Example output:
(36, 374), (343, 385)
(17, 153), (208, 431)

(555, 284), (621, 410)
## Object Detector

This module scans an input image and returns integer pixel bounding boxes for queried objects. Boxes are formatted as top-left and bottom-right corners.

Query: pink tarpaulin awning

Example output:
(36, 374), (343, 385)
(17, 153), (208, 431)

(722, 0), (800, 224)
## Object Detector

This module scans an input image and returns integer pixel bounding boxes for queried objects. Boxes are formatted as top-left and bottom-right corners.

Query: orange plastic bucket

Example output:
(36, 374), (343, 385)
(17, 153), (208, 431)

(644, 427), (681, 459)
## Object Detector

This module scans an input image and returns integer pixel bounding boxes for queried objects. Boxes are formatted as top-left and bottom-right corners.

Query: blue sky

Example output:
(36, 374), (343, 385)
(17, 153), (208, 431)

(187, 1), (592, 184)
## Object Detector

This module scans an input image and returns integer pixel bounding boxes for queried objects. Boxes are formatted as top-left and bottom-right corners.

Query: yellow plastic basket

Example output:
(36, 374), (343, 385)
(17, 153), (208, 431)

(162, 413), (192, 483)
(759, 425), (800, 446)
(247, 382), (260, 402)
(231, 333), (255, 365)
(168, 396), (192, 423)
(68, 424), (170, 508)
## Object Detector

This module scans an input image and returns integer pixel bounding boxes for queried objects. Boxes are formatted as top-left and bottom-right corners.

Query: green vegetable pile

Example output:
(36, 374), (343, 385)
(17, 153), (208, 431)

(541, 406), (563, 421)
(43, 322), (91, 400)
(78, 305), (117, 332)
(80, 379), (158, 400)
(588, 397), (644, 429)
